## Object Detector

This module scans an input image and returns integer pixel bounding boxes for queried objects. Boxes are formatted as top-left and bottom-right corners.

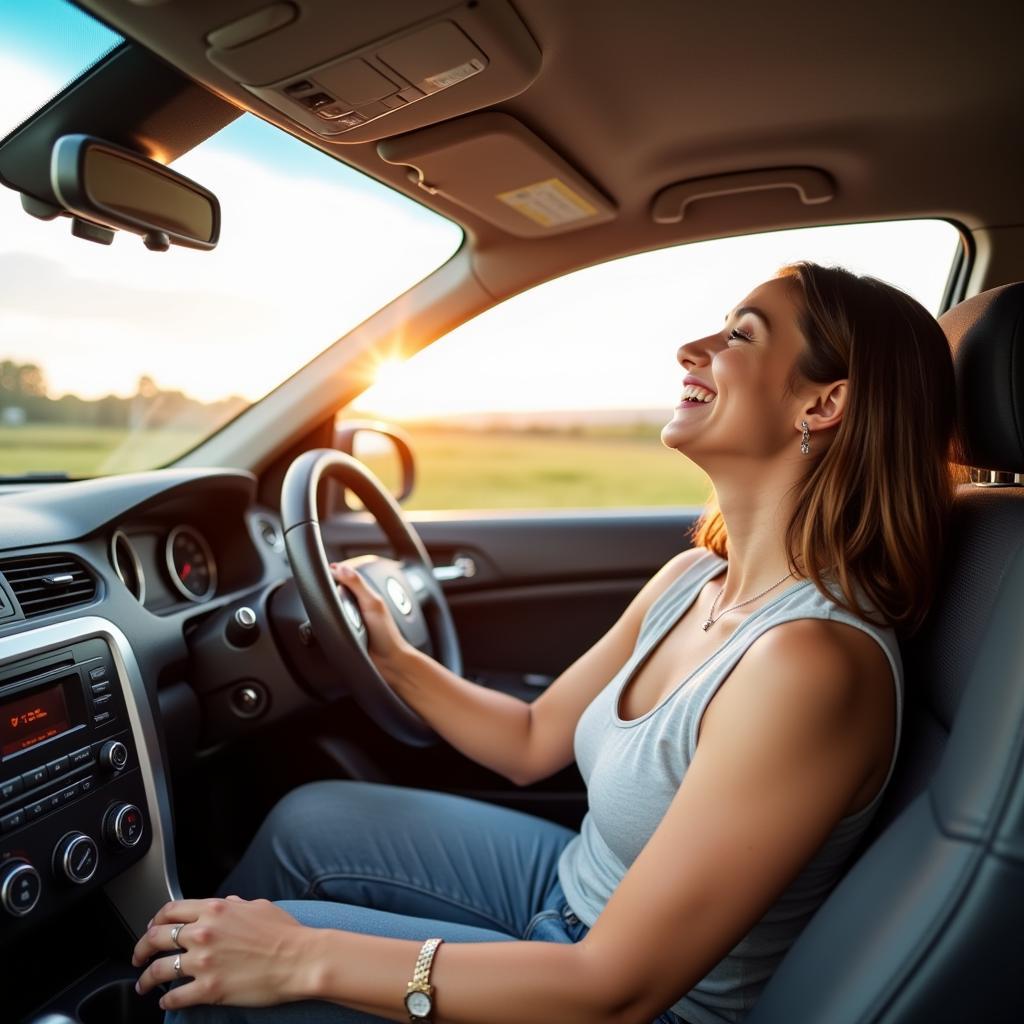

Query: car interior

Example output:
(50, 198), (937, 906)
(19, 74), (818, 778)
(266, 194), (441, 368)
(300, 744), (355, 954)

(1, 1), (1023, 1021)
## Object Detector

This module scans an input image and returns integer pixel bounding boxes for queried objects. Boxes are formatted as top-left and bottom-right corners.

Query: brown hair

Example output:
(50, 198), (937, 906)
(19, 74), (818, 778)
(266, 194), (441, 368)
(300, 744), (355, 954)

(691, 261), (967, 635)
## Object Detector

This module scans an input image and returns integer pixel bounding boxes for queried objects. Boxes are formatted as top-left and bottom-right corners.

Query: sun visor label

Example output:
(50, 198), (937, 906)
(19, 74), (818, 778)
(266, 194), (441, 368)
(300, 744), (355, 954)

(496, 178), (599, 228)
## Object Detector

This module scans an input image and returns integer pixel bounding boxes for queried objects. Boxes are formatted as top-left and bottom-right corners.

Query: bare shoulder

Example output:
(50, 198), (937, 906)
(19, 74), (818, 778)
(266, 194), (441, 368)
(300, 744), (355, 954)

(705, 616), (895, 749)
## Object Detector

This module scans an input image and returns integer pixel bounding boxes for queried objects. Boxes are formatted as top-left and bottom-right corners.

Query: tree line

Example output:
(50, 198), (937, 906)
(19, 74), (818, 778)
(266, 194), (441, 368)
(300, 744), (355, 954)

(0, 360), (245, 429)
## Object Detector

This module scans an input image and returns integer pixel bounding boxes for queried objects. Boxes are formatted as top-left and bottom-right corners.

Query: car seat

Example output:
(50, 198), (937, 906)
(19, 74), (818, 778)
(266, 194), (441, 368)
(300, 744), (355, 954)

(745, 282), (1024, 1023)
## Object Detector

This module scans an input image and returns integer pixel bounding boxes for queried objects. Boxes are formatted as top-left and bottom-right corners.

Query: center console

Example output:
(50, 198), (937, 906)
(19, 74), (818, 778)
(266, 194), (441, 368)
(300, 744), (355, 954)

(0, 618), (179, 1023)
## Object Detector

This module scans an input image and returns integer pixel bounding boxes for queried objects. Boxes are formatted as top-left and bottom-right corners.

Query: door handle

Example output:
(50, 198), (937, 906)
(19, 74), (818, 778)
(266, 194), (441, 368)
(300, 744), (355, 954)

(433, 555), (477, 582)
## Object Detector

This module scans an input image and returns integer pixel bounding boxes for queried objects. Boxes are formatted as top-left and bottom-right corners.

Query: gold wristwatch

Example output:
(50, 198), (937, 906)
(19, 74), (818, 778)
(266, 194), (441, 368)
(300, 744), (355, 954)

(405, 937), (444, 1021)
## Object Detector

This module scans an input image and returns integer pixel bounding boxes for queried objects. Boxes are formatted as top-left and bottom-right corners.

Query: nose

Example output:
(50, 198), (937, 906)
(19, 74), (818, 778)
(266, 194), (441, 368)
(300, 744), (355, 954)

(676, 331), (718, 368)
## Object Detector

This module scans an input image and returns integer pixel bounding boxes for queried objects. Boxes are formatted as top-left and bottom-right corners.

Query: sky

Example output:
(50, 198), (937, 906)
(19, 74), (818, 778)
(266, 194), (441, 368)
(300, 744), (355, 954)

(0, 0), (962, 420)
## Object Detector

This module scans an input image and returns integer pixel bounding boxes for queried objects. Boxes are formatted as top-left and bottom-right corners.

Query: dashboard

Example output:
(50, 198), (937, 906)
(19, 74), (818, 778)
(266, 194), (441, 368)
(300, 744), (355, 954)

(0, 468), (310, 956)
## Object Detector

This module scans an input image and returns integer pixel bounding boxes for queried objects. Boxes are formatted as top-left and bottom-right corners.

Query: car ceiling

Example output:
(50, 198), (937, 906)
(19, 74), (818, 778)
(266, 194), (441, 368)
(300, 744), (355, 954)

(27, 0), (1024, 298)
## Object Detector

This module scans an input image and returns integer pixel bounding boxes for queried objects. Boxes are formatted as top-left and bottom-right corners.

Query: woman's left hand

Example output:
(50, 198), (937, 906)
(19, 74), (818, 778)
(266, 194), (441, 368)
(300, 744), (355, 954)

(133, 896), (317, 1010)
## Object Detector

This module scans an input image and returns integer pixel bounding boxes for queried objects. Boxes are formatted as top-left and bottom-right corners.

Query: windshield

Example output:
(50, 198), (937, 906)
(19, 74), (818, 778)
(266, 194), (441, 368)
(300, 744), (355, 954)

(0, 0), (463, 478)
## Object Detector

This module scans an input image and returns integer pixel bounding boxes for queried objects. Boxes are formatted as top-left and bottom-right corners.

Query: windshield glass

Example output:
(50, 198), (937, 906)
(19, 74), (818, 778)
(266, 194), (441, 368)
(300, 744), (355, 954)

(0, 1), (463, 478)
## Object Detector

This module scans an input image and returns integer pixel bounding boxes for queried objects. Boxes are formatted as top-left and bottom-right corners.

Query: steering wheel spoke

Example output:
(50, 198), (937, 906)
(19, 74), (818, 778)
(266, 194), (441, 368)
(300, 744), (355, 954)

(279, 449), (461, 747)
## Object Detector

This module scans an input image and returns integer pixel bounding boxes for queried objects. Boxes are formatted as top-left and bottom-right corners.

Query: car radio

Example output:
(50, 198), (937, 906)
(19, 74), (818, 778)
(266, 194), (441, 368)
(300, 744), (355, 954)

(0, 637), (149, 936)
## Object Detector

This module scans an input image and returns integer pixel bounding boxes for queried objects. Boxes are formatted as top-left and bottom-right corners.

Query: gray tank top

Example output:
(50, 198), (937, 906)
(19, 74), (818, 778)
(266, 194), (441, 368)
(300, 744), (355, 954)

(557, 551), (904, 1024)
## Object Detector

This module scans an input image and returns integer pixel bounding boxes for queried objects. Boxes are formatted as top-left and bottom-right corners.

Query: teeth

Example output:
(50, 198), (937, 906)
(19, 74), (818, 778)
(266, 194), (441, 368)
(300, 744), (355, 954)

(681, 384), (716, 403)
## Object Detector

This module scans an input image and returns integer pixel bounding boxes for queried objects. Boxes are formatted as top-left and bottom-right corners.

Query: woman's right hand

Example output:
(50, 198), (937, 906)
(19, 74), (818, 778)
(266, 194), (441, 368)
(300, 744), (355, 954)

(328, 563), (419, 683)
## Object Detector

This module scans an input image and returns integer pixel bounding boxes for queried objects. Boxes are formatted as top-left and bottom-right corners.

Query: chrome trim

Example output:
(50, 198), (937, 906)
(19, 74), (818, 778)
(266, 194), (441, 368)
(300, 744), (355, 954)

(110, 529), (146, 605)
(0, 861), (41, 916)
(432, 555), (477, 582)
(0, 616), (180, 936)
(110, 804), (144, 848)
(59, 833), (99, 884)
(164, 525), (217, 603)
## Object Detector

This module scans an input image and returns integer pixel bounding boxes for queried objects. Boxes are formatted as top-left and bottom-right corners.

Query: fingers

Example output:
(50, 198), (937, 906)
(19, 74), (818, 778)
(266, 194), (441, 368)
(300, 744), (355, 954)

(136, 949), (191, 995)
(132, 922), (189, 967)
(149, 899), (210, 927)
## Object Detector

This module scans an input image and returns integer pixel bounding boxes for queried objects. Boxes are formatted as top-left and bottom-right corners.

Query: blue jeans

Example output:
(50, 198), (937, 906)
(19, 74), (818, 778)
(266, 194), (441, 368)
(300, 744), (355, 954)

(166, 780), (684, 1024)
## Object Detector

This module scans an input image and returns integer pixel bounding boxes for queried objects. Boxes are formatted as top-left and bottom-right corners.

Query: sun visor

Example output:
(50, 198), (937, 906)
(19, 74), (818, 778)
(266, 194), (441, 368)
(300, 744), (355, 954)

(377, 113), (616, 238)
(204, 0), (541, 145)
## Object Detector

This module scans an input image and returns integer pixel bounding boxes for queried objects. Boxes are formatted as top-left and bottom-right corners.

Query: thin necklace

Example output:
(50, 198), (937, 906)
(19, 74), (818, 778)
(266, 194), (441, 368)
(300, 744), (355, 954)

(701, 571), (794, 631)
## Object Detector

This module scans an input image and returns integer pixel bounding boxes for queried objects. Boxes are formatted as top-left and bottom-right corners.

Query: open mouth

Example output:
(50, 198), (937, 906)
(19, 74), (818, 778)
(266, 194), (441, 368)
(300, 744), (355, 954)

(678, 384), (717, 407)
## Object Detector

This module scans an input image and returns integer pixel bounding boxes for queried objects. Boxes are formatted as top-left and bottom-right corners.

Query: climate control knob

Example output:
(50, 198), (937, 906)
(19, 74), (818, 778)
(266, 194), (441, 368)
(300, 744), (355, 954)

(0, 859), (42, 917)
(99, 740), (128, 772)
(103, 803), (144, 849)
(53, 831), (99, 884)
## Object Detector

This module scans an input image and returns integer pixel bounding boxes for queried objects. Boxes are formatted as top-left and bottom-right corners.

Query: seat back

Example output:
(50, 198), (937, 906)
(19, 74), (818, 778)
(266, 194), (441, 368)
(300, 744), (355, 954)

(747, 282), (1024, 1023)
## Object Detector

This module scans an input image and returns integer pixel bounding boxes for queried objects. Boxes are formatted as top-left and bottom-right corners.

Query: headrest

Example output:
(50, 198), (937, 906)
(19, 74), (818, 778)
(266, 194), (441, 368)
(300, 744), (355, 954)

(939, 281), (1024, 473)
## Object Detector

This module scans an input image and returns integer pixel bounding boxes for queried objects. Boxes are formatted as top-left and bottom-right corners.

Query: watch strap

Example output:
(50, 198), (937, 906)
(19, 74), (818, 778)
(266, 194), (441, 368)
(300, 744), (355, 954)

(406, 937), (443, 1020)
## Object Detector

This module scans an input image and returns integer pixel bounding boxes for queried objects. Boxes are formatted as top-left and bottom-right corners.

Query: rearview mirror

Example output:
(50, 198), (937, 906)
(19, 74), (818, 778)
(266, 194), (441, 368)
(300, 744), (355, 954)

(51, 134), (220, 251)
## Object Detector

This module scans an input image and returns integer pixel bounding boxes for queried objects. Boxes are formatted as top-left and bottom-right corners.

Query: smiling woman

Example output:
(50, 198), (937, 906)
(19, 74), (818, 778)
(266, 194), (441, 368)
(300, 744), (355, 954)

(0, 0), (462, 479)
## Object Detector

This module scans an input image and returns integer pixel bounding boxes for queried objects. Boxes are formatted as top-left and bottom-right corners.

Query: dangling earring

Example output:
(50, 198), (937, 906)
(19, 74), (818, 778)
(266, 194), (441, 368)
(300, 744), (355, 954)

(800, 420), (811, 455)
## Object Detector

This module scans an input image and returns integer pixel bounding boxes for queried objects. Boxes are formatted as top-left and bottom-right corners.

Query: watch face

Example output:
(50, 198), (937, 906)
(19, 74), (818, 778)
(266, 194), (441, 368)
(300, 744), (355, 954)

(406, 990), (432, 1017)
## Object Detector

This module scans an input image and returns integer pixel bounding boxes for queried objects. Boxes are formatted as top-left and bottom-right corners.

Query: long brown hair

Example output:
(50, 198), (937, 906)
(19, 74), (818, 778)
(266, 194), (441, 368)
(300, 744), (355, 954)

(691, 261), (967, 635)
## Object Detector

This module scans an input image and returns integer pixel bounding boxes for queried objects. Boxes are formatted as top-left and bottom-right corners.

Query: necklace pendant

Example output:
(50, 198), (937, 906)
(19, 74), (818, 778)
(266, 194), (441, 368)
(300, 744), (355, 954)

(701, 619), (713, 631)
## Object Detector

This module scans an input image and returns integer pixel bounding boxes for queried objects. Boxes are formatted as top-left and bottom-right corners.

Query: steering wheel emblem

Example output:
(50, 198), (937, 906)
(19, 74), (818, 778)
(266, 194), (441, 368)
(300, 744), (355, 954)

(385, 577), (413, 616)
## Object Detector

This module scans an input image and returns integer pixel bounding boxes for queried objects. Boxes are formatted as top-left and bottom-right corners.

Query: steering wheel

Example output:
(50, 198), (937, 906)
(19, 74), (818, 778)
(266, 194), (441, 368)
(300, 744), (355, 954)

(279, 448), (461, 747)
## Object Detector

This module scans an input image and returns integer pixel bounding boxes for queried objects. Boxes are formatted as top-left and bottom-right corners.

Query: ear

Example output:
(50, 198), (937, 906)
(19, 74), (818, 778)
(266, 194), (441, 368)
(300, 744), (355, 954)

(797, 379), (847, 433)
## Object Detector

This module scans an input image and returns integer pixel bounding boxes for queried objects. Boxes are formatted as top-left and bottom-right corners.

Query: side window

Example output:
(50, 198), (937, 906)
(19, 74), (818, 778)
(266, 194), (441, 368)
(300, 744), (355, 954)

(350, 221), (962, 511)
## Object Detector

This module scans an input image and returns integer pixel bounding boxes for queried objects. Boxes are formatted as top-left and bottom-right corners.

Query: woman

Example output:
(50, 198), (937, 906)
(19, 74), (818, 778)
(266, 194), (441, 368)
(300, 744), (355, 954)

(134, 262), (960, 1024)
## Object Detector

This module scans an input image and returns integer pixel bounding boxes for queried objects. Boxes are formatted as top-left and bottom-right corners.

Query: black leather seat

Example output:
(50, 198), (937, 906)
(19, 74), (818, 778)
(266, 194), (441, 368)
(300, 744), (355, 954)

(746, 282), (1024, 1023)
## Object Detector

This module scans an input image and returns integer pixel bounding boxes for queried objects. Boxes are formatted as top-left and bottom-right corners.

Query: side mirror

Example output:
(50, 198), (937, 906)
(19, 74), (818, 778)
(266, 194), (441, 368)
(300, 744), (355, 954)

(334, 420), (415, 509)
(50, 134), (220, 251)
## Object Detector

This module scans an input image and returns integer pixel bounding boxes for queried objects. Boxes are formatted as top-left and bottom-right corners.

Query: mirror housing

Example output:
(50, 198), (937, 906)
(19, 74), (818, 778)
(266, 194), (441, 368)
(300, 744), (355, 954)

(334, 420), (415, 509)
(51, 134), (220, 250)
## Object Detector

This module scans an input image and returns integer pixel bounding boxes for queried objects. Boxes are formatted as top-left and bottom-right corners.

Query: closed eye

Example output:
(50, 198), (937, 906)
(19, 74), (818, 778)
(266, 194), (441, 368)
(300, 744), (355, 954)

(727, 327), (753, 342)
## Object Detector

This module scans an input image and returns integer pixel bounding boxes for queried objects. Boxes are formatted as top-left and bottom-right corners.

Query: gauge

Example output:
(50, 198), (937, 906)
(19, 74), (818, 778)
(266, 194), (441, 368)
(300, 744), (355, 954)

(110, 530), (145, 604)
(165, 526), (216, 602)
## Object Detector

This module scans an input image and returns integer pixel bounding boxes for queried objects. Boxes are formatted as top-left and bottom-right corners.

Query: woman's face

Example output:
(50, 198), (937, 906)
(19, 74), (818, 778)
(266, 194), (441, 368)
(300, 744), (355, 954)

(661, 276), (814, 465)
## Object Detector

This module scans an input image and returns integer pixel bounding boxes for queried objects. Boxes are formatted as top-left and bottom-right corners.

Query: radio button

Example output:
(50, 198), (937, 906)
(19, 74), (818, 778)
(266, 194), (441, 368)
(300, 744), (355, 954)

(104, 803), (144, 848)
(92, 694), (113, 708)
(90, 681), (111, 696)
(93, 711), (113, 727)
(88, 666), (108, 681)
(99, 741), (128, 772)
(79, 776), (96, 795)
(0, 776), (23, 801)
(0, 809), (25, 833)
(21, 766), (47, 790)
(46, 756), (71, 779)
(54, 832), (99, 884)
(24, 800), (46, 820)
(59, 783), (79, 804)
(69, 746), (93, 769)
(45, 793), (62, 812)
(0, 860), (41, 916)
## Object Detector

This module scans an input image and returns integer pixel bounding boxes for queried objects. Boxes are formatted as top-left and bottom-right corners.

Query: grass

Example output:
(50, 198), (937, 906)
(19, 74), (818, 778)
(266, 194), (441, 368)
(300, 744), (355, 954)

(359, 427), (712, 510)
(0, 424), (200, 476)
(0, 423), (712, 509)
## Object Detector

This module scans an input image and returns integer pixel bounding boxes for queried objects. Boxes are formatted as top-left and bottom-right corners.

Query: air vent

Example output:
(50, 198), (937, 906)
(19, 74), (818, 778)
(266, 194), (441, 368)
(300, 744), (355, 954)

(0, 554), (97, 619)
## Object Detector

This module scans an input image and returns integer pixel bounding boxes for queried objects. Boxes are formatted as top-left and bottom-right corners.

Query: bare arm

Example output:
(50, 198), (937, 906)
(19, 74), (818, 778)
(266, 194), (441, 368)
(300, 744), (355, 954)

(138, 617), (885, 1023)
(334, 549), (706, 786)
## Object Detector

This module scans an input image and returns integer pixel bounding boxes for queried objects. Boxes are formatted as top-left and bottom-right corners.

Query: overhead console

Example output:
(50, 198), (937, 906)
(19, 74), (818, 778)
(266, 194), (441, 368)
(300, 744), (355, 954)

(203, 0), (542, 143)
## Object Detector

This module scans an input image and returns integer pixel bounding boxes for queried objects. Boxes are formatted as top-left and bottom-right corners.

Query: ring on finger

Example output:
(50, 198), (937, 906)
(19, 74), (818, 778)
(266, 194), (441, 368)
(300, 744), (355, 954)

(171, 923), (185, 950)
(173, 953), (183, 978)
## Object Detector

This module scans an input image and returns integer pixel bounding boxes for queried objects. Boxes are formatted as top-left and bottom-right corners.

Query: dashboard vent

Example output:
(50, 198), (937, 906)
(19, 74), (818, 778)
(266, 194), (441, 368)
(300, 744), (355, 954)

(0, 554), (97, 619)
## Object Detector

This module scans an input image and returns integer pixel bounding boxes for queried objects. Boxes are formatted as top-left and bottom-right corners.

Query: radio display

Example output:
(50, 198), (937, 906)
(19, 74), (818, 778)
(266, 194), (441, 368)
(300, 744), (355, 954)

(1, 678), (75, 756)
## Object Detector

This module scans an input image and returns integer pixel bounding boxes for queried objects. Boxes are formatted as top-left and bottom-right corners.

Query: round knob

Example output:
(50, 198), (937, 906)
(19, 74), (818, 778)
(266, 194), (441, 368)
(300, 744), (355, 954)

(0, 859), (42, 917)
(226, 606), (259, 647)
(99, 740), (128, 772)
(104, 803), (144, 849)
(53, 832), (99, 884)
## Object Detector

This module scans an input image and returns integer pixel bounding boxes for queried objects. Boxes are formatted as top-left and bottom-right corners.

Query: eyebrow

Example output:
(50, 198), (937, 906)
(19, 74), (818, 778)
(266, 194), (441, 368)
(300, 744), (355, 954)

(725, 305), (772, 331)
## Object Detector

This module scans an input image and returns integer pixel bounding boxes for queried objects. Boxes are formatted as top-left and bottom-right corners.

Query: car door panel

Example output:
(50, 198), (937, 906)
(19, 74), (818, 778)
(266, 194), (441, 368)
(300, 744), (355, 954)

(316, 509), (701, 826)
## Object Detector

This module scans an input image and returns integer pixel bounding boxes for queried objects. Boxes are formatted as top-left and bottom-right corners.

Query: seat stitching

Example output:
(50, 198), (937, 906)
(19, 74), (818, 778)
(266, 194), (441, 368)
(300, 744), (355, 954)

(306, 870), (516, 934)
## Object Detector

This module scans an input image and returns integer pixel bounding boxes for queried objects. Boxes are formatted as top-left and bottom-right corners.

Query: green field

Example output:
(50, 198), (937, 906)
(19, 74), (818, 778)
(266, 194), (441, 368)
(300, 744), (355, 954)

(0, 424), (200, 476)
(0, 423), (712, 509)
